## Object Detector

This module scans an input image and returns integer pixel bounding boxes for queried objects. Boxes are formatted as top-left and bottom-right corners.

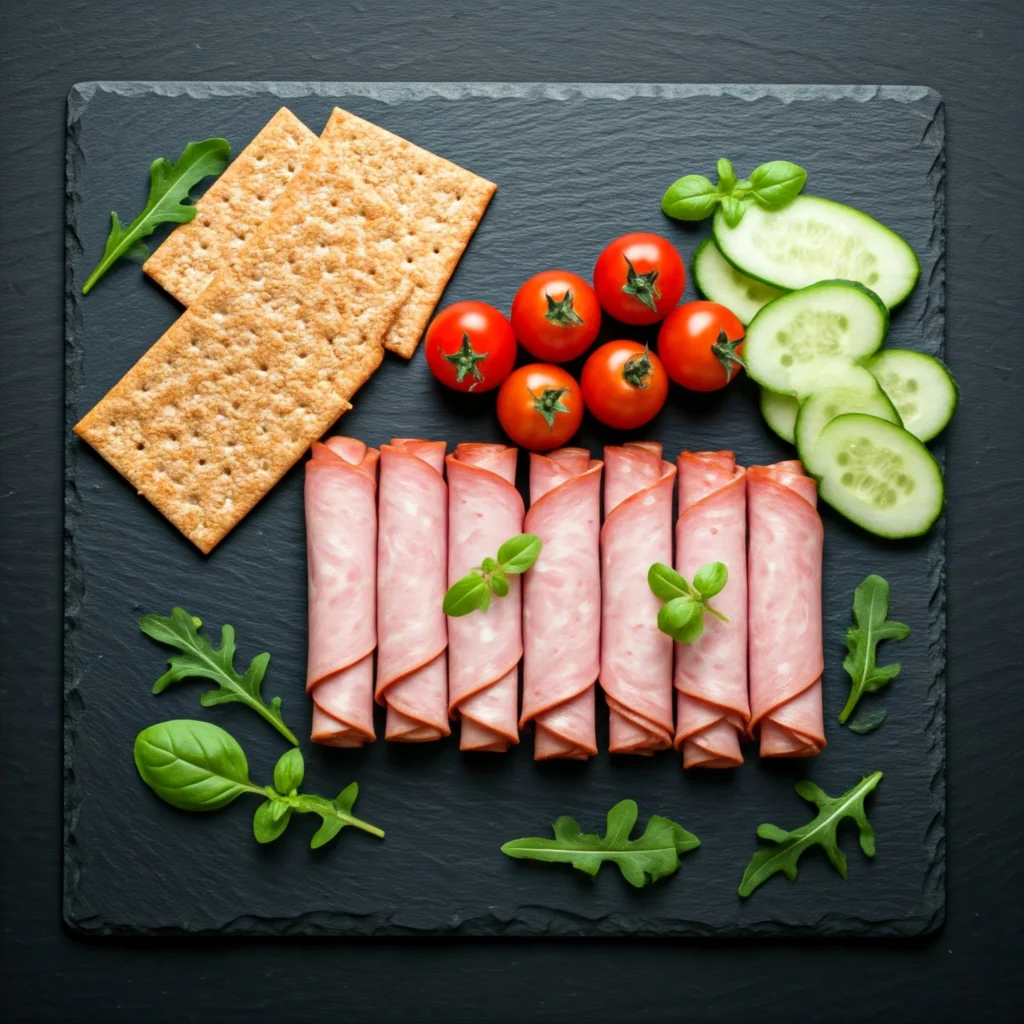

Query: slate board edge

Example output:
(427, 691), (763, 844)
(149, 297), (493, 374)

(63, 81), (946, 938)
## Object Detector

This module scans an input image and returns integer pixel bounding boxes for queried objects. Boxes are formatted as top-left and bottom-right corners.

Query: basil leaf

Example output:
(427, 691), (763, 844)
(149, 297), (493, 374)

(273, 747), (304, 795)
(647, 562), (693, 602)
(693, 561), (728, 599)
(658, 596), (699, 638)
(661, 174), (719, 221)
(497, 533), (542, 574)
(481, 557), (498, 573)
(310, 816), (345, 850)
(748, 160), (807, 209)
(443, 573), (490, 616)
(253, 799), (292, 843)
(676, 604), (705, 644)
(491, 568), (509, 597)
(716, 158), (737, 194)
(720, 195), (747, 228)
(133, 719), (258, 811)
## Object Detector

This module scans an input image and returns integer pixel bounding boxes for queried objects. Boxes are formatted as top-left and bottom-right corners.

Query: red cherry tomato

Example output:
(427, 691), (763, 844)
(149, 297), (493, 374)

(510, 270), (602, 363)
(496, 364), (583, 451)
(593, 232), (685, 325)
(657, 301), (746, 392)
(424, 301), (517, 392)
(581, 341), (669, 430)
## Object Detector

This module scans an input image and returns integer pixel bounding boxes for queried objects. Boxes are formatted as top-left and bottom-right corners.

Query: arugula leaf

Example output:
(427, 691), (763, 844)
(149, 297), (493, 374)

(444, 534), (542, 617)
(738, 772), (883, 897)
(848, 708), (887, 735)
(82, 138), (231, 294)
(502, 799), (700, 887)
(647, 561), (728, 643)
(839, 575), (910, 724)
(140, 608), (298, 746)
(133, 720), (384, 846)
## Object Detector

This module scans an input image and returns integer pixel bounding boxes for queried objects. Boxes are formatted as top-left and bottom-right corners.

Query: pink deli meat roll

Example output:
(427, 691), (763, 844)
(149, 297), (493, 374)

(600, 441), (676, 754)
(305, 436), (379, 747)
(674, 451), (749, 768)
(747, 460), (826, 758)
(446, 443), (524, 752)
(521, 448), (603, 760)
(376, 439), (451, 742)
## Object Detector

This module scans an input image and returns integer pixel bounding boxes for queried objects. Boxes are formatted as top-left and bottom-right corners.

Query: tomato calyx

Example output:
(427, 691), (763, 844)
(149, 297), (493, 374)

(543, 289), (585, 329)
(442, 332), (489, 389)
(710, 330), (746, 382)
(622, 348), (654, 389)
(621, 255), (662, 312)
(528, 386), (572, 429)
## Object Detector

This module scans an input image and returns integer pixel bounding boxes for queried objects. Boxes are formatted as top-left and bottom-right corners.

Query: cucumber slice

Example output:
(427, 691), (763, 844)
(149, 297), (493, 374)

(692, 238), (784, 325)
(812, 413), (944, 538)
(796, 381), (901, 478)
(744, 281), (889, 396)
(864, 349), (959, 442)
(713, 196), (920, 308)
(759, 388), (799, 444)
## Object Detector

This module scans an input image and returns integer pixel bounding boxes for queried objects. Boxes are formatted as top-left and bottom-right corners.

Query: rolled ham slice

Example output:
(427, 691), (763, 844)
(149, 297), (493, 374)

(446, 443), (524, 751)
(521, 448), (602, 760)
(748, 460), (825, 757)
(600, 442), (675, 754)
(305, 436), (378, 747)
(376, 439), (450, 742)
(674, 451), (749, 768)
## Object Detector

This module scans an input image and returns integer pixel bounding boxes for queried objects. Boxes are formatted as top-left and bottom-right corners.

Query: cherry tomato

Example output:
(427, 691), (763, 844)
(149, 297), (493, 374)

(510, 270), (602, 363)
(581, 341), (669, 430)
(657, 301), (746, 392)
(424, 301), (517, 392)
(496, 364), (583, 451)
(593, 232), (685, 325)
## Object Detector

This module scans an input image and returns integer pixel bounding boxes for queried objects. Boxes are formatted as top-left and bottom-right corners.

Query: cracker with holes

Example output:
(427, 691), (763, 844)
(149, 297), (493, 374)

(143, 107), (319, 305)
(145, 107), (496, 358)
(75, 108), (433, 554)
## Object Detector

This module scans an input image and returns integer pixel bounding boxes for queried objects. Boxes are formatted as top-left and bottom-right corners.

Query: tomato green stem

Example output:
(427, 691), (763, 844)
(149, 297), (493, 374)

(544, 289), (585, 328)
(528, 386), (571, 429)
(621, 255), (661, 312)
(711, 330), (746, 382)
(623, 349), (653, 389)
(443, 332), (488, 389)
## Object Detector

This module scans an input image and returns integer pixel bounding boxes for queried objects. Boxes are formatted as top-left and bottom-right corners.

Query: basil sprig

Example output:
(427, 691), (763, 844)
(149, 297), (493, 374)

(443, 533), (541, 617)
(647, 561), (729, 644)
(661, 158), (807, 228)
(133, 719), (384, 847)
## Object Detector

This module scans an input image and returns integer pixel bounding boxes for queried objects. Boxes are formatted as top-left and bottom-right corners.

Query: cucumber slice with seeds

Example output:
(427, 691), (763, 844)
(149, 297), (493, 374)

(692, 238), (784, 325)
(864, 349), (959, 442)
(744, 281), (889, 396)
(796, 380), (901, 478)
(713, 196), (920, 308)
(811, 413), (944, 538)
(759, 388), (799, 444)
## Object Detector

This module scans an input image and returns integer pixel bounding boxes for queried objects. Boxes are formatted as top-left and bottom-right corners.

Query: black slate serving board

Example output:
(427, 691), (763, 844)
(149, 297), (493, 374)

(64, 82), (945, 937)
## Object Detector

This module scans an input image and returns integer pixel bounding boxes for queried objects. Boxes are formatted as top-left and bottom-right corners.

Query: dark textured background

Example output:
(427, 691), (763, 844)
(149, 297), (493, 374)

(63, 83), (945, 939)
(2, 0), (1022, 1019)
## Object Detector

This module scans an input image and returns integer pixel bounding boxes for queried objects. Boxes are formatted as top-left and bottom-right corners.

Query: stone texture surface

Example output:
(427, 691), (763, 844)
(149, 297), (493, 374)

(63, 83), (945, 937)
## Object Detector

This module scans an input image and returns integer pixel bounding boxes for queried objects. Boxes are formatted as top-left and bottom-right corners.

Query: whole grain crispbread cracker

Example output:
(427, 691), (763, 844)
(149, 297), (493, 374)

(321, 110), (496, 357)
(143, 107), (318, 305)
(76, 112), (416, 554)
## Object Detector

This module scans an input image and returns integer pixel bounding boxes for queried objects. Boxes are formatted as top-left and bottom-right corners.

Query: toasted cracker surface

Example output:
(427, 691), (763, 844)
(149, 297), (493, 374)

(143, 108), (318, 305)
(76, 110), (417, 554)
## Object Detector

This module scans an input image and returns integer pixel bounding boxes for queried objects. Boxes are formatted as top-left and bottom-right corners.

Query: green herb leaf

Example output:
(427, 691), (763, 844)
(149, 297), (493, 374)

(273, 748), (304, 795)
(134, 720), (385, 845)
(481, 557), (498, 573)
(658, 596), (700, 639)
(491, 568), (510, 597)
(716, 157), (737, 194)
(501, 799), (700, 887)
(848, 708), (888, 735)
(647, 562), (693, 602)
(661, 174), (720, 221)
(676, 603), (705, 644)
(133, 719), (260, 811)
(253, 799), (292, 843)
(720, 195), (747, 228)
(739, 772), (883, 897)
(443, 573), (491, 616)
(693, 561), (728, 600)
(81, 138), (231, 294)
(140, 608), (298, 745)
(748, 160), (807, 209)
(838, 575), (910, 724)
(497, 533), (542, 574)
